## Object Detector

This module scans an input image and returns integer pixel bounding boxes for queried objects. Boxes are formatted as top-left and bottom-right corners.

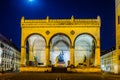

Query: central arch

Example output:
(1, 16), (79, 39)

(49, 34), (71, 67)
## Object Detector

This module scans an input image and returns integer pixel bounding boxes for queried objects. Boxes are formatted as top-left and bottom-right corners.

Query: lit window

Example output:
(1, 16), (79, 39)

(118, 16), (120, 24)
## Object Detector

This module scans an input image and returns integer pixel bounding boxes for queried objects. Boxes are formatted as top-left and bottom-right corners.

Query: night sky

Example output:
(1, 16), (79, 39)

(0, 0), (115, 52)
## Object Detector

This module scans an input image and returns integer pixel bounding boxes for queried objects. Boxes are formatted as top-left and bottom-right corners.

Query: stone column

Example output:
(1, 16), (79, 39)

(20, 46), (26, 67)
(70, 46), (74, 65)
(95, 46), (100, 67)
(29, 45), (34, 62)
(46, 46), (49, 66)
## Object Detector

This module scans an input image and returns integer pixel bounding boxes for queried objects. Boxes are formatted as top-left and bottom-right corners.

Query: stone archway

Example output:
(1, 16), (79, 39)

(49, 34), (71, 67)
(20, 16), (101, 72)
(25, 34), (46, 66)
(74, 34), (96, 67)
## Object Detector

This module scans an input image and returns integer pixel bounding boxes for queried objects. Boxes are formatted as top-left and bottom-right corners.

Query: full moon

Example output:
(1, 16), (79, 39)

(29, 0), (34, 2)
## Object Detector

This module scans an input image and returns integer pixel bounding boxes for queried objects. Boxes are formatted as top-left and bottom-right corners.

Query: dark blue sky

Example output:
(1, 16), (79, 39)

(0, 0), (115, 51)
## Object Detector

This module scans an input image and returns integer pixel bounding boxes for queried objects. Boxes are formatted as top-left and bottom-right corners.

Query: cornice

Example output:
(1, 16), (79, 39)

(21, 16), (101, 28)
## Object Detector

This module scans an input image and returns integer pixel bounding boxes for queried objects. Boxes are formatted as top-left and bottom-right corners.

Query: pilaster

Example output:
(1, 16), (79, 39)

(29, 45), (34, 61)
(46, 46), (49, 66)
(95, 46), (100, 67)
(20, 46), (26, 66)
(70, 46), (74, 65)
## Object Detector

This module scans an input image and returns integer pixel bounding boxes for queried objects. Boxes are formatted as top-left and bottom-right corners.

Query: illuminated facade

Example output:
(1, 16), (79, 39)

(0, 34), (20, 72)
(20, 16), (101, 72)
(101, 48), (118, 73)
(116, 0), (120, 74)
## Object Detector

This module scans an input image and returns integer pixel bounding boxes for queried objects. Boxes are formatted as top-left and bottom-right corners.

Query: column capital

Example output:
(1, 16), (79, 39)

(46, 46), (49, 48)
(70, 46), (74, 48)
(96, 46), (100, 48)
(21, 46), (26, 48)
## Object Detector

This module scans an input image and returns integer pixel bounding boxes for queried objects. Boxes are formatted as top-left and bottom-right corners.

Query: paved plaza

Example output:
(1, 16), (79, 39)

(0, 72), (120, 80)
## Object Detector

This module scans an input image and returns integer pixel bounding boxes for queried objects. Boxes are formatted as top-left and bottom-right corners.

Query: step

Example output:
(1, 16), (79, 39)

(52, 67), (67, 73)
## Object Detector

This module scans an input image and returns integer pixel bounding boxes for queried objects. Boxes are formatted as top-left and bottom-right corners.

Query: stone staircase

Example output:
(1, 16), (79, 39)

(52, 67), (67, 73)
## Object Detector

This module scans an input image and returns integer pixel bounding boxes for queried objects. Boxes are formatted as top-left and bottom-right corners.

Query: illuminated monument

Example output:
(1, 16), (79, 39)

(20, 16), (101, 72)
